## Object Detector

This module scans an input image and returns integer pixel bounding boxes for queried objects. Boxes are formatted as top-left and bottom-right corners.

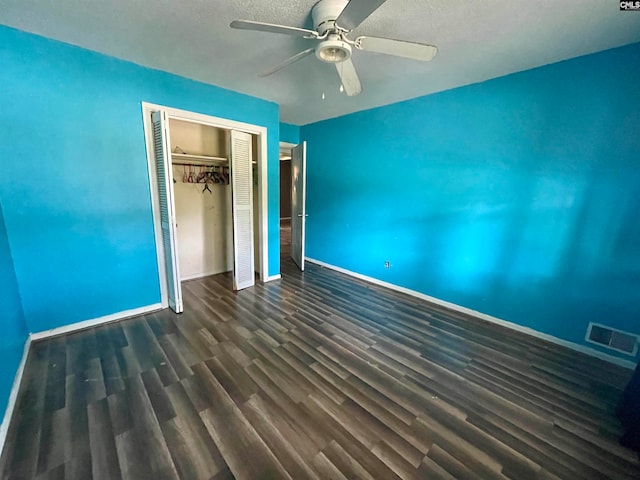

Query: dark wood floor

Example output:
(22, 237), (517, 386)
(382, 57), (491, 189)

(1, 248), (638, 478)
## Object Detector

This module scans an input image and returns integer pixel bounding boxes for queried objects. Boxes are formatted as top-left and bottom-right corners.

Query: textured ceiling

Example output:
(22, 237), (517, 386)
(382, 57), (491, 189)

(1, 1), (639, 125)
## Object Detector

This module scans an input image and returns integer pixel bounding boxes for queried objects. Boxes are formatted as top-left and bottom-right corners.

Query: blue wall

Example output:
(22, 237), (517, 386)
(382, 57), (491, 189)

(0, 25), (280, 333)
(0, 203), (26, 347)
(280, 122), (300, 144)
(0, 202), (27, 420)
(301, 42), (640, 360)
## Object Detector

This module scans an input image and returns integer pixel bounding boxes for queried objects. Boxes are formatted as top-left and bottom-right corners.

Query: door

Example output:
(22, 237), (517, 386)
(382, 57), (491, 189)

(230, 130), (255, 290)
(151, 111), (183, 313)
(290, 141), (307, 270)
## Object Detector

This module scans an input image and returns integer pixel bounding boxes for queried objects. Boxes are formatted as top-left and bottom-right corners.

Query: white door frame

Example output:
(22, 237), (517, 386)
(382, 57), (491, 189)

(280, 142), (296, 157)
(141, 102), (269, 308)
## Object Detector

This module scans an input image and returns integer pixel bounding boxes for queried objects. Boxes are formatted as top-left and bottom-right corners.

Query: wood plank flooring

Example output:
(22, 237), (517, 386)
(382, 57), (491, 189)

(1, 256), (638, 479)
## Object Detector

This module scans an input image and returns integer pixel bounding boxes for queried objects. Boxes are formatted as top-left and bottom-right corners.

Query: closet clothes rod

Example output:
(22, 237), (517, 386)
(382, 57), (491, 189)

(171, 152), (228, 164)
(173, 161), (228, 167)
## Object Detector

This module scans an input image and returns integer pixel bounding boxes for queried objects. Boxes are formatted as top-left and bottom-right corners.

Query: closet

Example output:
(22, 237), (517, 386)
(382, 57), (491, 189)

(149, 109), (260, 313)
(170, 119), (233, 281)
(169, 118), (260, 281)
(170, 118), (260, 280)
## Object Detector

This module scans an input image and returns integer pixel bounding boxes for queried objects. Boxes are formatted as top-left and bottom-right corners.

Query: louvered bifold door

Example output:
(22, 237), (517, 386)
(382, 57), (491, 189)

(230, 130), (255, 290)
(151, 111), (183, 313)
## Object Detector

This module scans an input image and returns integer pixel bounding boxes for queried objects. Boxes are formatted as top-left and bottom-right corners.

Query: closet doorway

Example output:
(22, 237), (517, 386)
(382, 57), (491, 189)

(142, 103), (269, 313)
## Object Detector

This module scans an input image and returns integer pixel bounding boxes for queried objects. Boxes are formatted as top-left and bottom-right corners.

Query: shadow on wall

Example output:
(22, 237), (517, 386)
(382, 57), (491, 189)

(301, 41), (640, 359)
(308, 157), (640, 354)
(0, 201), (27, 419)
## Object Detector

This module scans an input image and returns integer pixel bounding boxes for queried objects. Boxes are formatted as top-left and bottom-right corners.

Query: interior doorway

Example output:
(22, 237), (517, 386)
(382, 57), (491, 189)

(279, 141), (307, 271)
(143, 103), (269, 312)
(279, 142), (294, 260)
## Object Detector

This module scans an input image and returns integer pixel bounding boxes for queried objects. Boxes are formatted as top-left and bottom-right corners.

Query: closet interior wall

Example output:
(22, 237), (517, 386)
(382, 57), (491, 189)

(170, 119), (231, 280)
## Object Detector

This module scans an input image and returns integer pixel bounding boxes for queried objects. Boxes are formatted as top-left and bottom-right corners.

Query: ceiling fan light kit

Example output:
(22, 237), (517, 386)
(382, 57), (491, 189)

(230, 0), (437, 96)
(315, 36), (352, 63)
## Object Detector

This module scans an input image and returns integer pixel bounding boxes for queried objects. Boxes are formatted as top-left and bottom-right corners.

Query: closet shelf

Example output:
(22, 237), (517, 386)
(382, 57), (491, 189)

(172, 153), (228, 165)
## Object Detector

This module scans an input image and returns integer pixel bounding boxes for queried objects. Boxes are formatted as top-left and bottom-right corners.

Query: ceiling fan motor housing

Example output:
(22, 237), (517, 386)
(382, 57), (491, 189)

(312, 0), (349, 35)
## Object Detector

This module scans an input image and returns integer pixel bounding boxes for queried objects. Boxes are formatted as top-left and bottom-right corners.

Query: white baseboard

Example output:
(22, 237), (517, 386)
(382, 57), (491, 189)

(1, 303), (163, 455)
(181, 270), (228, 282)
(305, 257), (636, 370)
(0, 336), (32, 456)
(30, 303), (163, 341)
(265, 274), (282, 282)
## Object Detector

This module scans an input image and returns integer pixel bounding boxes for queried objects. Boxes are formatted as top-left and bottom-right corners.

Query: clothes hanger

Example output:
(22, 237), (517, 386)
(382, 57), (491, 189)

(212, 166), (222, 184)
(196, 165), (207, 184)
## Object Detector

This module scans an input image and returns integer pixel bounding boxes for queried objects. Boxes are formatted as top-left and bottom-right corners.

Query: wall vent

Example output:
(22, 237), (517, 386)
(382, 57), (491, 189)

(586, 322), (639, 356)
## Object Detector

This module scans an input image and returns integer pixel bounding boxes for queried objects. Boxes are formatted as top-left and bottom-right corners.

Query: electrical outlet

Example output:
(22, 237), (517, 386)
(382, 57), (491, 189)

(384, 261), (391, 268)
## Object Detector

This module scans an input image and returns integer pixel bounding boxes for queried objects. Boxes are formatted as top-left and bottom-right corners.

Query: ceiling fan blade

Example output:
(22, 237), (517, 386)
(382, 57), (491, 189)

(335, 0), (388, 31)
(259, 48), (316, 77)
(335, 59), (362, 96)
(356, 36), (437, 61)
(230, 20), (318, 38)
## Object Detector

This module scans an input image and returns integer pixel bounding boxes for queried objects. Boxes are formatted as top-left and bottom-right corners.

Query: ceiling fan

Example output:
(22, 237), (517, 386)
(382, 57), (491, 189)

(230, 0), (437, 96)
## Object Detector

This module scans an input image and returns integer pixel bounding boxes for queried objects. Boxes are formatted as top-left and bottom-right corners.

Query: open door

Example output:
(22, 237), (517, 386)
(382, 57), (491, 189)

(151, 111), (183, 313)
(230, 130), (255, 290)
(290, 141), (307, 271)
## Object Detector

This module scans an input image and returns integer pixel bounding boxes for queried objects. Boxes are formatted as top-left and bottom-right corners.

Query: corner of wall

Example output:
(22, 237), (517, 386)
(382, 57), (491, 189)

(279, 122), (300, 145)
(0, 335), (32, 457)
(0, 200), (28, 345)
